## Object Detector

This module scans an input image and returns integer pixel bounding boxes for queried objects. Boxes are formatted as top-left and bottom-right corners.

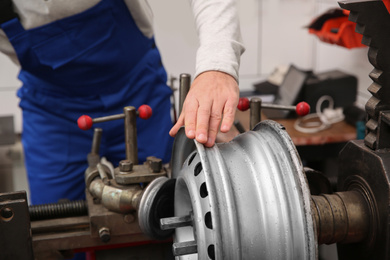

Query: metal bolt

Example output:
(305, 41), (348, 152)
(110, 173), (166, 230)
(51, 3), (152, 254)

(0, 207), (14, 222)
(102, 178), (111, 186)
(146, 156), (162, 173)
(93, 197), (101, 205)
(119, 160), (133, 172)
(160, 215), (193, 230)
(123, 214), (135, 224)
(173, 240), (198, 256)
(99, 227), (111, 243)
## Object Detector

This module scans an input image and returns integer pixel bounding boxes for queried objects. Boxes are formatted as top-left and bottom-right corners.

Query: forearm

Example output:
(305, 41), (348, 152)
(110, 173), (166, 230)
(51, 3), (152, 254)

(189, 0), (245, 82)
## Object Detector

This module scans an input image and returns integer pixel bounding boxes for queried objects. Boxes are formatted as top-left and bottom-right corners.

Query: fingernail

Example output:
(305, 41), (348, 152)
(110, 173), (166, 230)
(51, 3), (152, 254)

(221, 124), (229, 132)
(188, 130), (195, 137)
(197, 133), (207, 142)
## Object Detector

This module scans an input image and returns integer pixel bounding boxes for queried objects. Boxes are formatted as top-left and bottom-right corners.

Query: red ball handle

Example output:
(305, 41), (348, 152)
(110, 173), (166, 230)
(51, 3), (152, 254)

(296, 102), (310, 116)
(77, 115), (93, 130)
(138, 105), (153, 119)
(237, 97), (250, 111)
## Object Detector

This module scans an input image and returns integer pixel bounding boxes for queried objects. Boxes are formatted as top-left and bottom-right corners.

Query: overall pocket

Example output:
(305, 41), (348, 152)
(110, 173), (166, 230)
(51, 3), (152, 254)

(32, 8), (115, 69)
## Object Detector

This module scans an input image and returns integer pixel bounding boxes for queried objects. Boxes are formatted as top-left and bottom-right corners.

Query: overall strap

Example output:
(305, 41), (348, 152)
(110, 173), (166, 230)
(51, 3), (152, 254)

(0, 0), (19, 24)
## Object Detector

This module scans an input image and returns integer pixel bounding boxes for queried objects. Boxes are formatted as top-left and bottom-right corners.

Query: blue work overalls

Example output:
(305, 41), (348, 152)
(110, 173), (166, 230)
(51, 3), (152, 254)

(1, 0), (174, 205)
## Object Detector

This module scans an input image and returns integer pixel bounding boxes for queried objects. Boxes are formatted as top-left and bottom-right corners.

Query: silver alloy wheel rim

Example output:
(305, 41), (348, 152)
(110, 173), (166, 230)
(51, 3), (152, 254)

(173, 120), (317, 260)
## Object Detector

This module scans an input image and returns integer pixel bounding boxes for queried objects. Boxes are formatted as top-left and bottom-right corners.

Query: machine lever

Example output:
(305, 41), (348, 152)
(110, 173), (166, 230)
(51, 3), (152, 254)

(77, 104), (152, 131)
(77, 105), (152, 164)
(172, 240), (198, 256)
(160, 214), (193, 230)
(237, 97), (310, 129)
(237, 97), (310, 116)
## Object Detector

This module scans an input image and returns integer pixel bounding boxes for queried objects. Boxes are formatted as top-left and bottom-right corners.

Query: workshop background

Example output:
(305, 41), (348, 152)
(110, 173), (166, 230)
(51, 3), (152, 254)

(0, 0), (371, 199)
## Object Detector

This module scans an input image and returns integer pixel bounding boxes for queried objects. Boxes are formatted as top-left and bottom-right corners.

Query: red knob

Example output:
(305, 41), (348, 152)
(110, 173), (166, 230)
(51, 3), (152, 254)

(296, 102), (310, 116)
(237, 97), (250, 111)
(77, 115), (93, 130)
(138, 105), (152, 119)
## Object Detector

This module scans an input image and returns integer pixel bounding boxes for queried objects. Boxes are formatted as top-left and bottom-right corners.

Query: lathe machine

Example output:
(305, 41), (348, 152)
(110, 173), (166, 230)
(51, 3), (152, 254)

(1, 0), (390, 259)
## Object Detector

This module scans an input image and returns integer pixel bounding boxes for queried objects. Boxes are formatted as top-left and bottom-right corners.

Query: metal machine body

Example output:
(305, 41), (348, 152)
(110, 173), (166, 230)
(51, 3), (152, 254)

(161, 122), (376, 259)
(336, 1), (390, 258)
(155, 1), (390, 259)
(1, 105), (174, 259)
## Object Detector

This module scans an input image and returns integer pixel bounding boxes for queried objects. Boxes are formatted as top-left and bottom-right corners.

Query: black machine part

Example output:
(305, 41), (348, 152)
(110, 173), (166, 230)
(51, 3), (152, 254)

(138, 177), (176, 240)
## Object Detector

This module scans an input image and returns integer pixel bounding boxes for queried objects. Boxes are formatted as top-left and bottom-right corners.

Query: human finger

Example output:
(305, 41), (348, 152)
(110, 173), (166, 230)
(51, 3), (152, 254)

(220, 97), (238, 133)
(195, 101), (213, 144)
(183, 98), (199, 139)
(205, 101), (224, 147)
(169, 113), (184, 137)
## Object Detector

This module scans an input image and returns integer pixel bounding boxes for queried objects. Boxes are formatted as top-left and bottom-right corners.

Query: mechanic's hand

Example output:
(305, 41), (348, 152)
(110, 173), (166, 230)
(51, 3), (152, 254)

(169, 71), (239, 147)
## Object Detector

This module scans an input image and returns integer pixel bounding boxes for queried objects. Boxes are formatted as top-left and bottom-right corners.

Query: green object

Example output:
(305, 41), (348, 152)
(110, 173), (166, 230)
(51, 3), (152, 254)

(356, 121), (365, 140)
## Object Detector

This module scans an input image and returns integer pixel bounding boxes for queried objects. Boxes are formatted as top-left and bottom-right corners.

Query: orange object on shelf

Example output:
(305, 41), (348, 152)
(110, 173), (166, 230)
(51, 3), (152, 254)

(308, 8), (365, 49)
(384, 0), (390, 14)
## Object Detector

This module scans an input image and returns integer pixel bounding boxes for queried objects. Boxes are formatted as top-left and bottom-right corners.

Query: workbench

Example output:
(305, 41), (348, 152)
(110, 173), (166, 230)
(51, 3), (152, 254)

(234, 110), (357, 146)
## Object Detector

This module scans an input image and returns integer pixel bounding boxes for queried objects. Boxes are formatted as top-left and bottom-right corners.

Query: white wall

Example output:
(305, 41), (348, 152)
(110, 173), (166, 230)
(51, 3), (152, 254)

(0, 0), (375, 133)
(149, 0), (373, 105)
(0, 52), (21, 132)
(259, 0), (317, 73)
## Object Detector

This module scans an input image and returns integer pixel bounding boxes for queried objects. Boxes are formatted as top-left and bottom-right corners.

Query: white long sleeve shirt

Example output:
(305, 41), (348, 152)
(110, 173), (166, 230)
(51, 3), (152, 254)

(0, 0), (245, 81)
